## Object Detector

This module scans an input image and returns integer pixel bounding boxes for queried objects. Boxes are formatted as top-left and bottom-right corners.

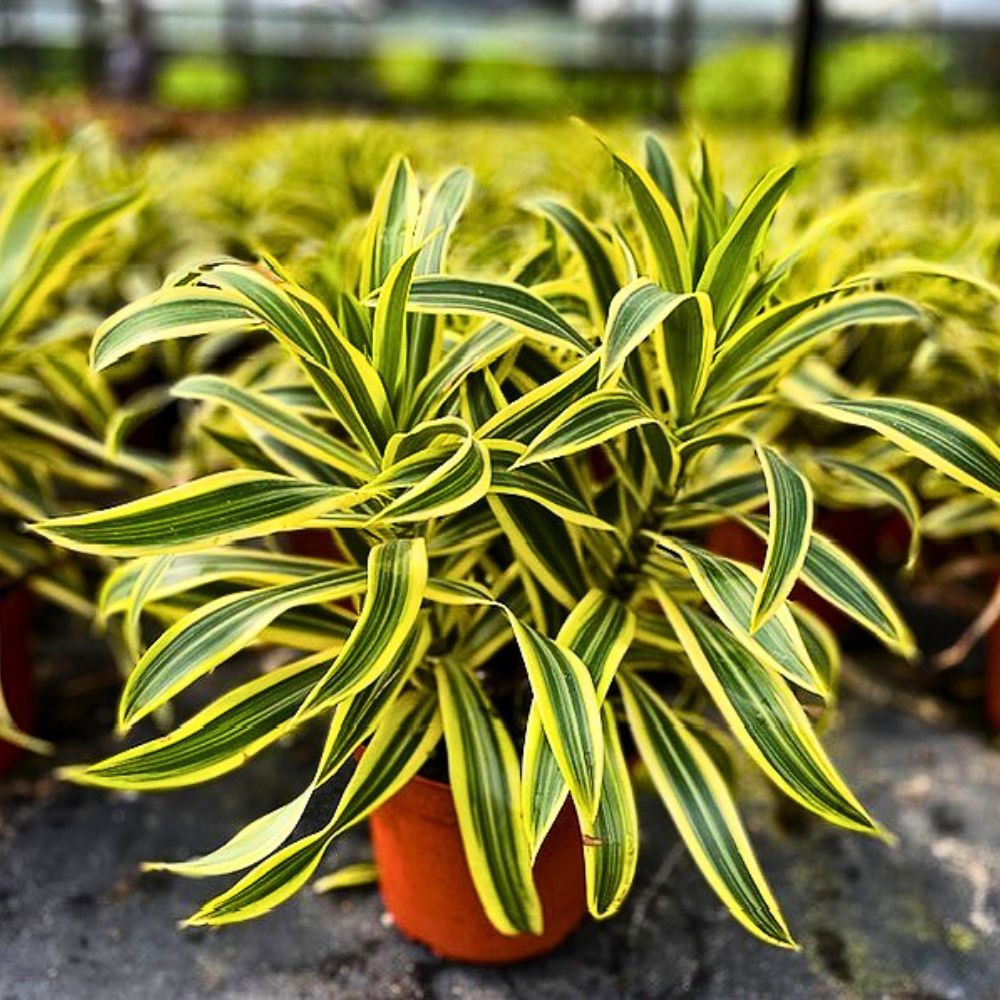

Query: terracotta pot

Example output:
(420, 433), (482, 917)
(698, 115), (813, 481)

(705, 510), (882, 636)
(0, 585), (33, 775)
(368, 770), (586, 963)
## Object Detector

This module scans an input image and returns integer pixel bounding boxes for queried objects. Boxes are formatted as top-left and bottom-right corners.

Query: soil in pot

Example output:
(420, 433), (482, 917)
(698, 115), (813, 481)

(368, 770), (586, 964)
(0, 585), (34, 775)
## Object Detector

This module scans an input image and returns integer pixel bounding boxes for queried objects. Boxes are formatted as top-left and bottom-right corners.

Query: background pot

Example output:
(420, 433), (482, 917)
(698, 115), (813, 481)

(0, 585), (34, 775)
(368, 769), (586, 964)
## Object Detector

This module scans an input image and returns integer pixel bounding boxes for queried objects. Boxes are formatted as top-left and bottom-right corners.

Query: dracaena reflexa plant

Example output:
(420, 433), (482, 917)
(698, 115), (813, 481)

(35, 140), (1000, 949)
(0, 152), (164, 753)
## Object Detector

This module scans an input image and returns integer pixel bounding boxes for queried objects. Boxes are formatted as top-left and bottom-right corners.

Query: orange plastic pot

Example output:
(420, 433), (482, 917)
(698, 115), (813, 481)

(368, 770), (586, 963)
(0, 585), (33, 775)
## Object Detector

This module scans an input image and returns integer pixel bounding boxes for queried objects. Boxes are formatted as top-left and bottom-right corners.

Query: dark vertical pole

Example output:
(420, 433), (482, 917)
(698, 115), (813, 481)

(79, 0), (104, 94)
(666, 0), (695, 121)
(223, 0), (253, 100)
(788, 0), (822, 133)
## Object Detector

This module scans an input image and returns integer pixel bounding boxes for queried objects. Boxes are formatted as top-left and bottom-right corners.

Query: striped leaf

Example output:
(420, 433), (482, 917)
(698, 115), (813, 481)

(514, 388), (657, 468)
(328, 688), (442, 833)
(599, 278), (693, 383)
(313, 623), (429, 785)
(372, 424), (490, 525)
(298, 538), (428, 714)
(144, 786), (315, 878)
(658, 593), (880, 835)
(488, 442), (611, 531)
(745, 515), (914, 656)
(372, 243), (424, 408)
(436, 658), (542, 936)
(523, 590), (635, 853)
(806, 397), (1000, 501)
(184, 688), (440, 927)
(584, 702), (639, 919)
(33, 471), (360, 557)
(619, 672), (795, 948)
(697, 164), (795, 329)
(531, 198), (622, 316)
(506, 613), (604, 823)
(401, 275), (591, 355)
(603, 144), (691, 292)
(60, 653), (328, 790)
(752, 445), (814, 631)
(118, 567), (367, 729)
(358, 155), (419, 298)
(488, 495), (588, 608)
(480, 353), (601, 445)
(707, 293), (921, 399)
(816, 456), (921, 569)
(656, 292), (716, 425)
(649, 536), (825, 696)
(174, 374), (375, 481)
(91, 287), (257, 371)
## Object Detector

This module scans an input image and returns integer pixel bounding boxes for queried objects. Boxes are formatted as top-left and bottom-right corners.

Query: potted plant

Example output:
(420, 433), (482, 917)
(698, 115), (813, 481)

(37, 141), (1000, 962)
(0, 150), (161, 769)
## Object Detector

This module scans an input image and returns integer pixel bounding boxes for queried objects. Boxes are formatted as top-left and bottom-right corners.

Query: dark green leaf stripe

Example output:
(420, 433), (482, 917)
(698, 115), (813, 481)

(752, 445), (813, 631)
(298, 538), (428, 714)
(662, 597), (879, 835)
(360, 155), (418, 297)
(811, 397), (1000, 500)
(488, 495), (587, 608)
(584, 702), (639, 919)
(34, 471), (359, 556)
(745, 514), (913, 655)
(436, 658), (542, 936)
(619, 672), (794, 948)
(817, 456), (921, 568)
(119, 568), (368, 728)
(62, 655), (327, 790)
(643, 134), (683, 220)
(480, 353), (601, 444)
(101, 548), (342, 619)
(656, 292), (715, 424)
(185, 827), (335, 927)
(372, 243), (423, 407)
(402, 275), (591, 354)
(372, 433), (490, 525)
(407, 321), (521, 427)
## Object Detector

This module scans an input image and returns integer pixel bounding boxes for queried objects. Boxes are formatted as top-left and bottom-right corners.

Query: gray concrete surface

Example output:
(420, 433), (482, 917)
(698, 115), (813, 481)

(1, 627), (998, 999)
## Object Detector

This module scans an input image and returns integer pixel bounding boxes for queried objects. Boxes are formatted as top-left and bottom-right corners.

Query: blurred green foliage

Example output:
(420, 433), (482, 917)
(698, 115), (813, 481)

(157, 56), (246, 111)
(684, 34), (995, 126)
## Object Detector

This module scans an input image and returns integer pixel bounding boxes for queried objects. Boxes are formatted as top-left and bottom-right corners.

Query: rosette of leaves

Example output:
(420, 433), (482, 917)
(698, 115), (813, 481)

(36, 142), (1000, 948)
(0, 151), (164, 752)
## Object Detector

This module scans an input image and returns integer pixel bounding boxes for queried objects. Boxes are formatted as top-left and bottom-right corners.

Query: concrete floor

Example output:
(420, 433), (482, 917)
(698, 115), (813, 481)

(1, 626), (998, 999)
